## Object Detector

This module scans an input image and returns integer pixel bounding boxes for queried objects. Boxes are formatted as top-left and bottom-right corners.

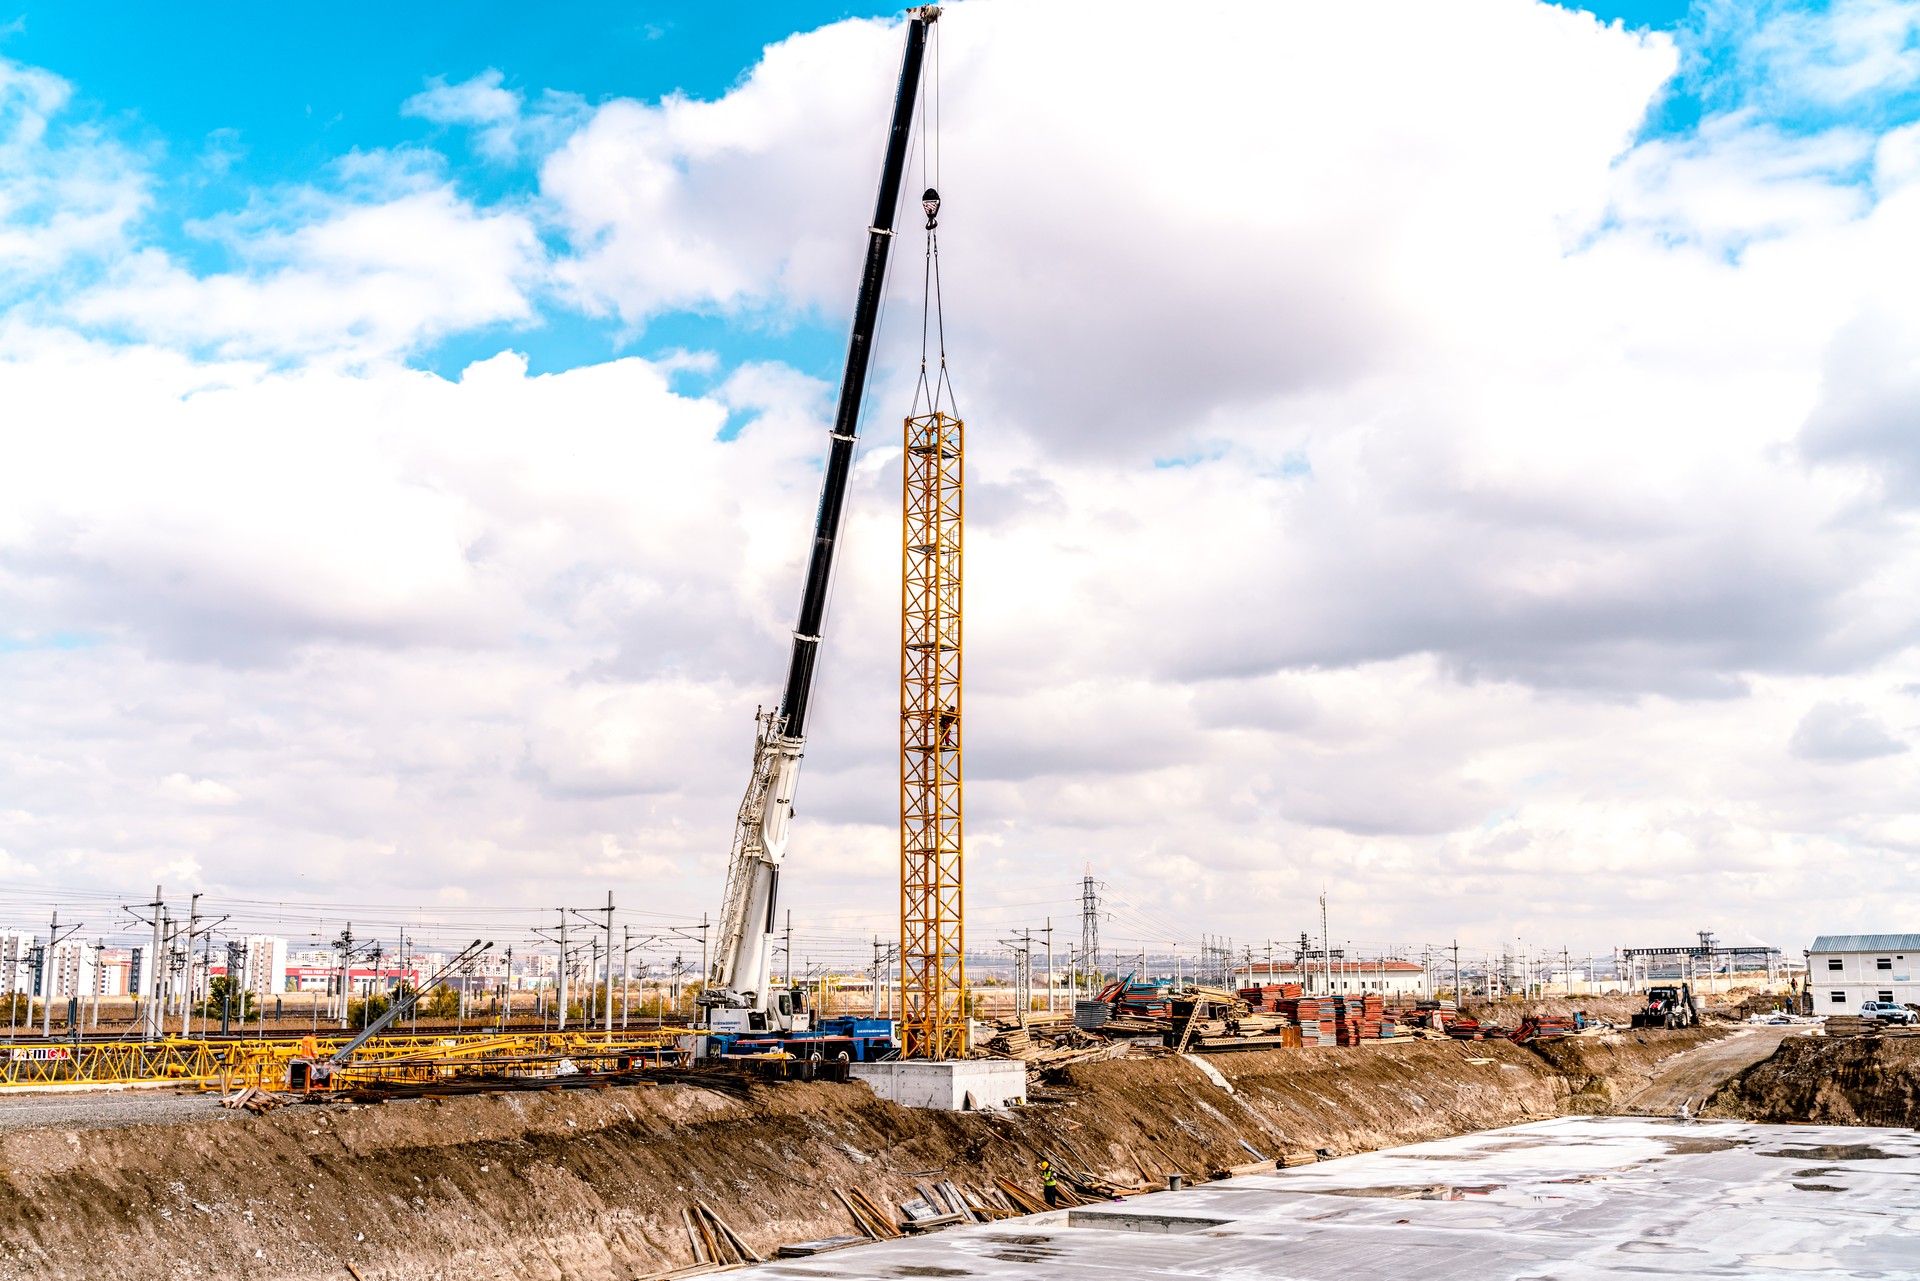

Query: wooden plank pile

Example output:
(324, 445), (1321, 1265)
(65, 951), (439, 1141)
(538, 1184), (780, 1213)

(834, 1187), (904, 1239)
(899, 1180), (977, 1230)
(220, 1086), (295, 1113)
(680, 1201), (765, 1268)
(1510, 1015), (1579, 1043)
(1825, 1015), (1920, 1039)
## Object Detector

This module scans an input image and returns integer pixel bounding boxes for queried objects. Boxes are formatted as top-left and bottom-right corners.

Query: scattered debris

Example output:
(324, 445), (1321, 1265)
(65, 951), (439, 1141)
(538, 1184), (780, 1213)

(220, 1087), (295, 1114)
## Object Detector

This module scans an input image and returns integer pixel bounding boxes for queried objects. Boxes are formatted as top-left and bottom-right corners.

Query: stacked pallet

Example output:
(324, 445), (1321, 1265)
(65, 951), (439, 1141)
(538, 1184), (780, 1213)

(1271, 996), (1329, 1045)
(1074, 1000), (1116, 1031)
(1510, 1015), (1579, 1043)
(1236, 983), (1305, 1011)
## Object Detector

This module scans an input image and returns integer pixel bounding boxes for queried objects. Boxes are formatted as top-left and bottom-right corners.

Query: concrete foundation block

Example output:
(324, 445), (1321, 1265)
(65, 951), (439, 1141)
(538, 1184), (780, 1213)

(849, 1059), (1027, 1111)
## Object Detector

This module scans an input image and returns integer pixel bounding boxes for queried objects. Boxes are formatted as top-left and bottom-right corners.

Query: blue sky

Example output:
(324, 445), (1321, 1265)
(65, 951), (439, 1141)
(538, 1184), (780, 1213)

(3, 2), (905, 384)
(1, 0), (1706, 389)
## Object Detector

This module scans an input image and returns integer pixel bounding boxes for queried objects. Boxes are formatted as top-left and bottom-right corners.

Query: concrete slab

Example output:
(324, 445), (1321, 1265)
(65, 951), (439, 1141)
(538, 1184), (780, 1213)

(745, 1116), (1920, 1277)
(848, 1058), (1025, 1110)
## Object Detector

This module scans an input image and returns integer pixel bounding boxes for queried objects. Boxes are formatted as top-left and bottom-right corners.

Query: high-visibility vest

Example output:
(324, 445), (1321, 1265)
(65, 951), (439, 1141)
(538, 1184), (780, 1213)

(1041, 1167), (1056, 1188)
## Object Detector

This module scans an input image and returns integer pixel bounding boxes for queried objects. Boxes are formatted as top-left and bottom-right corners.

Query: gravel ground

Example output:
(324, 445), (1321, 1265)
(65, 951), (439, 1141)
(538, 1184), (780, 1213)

(0, 1088), (226, 1133)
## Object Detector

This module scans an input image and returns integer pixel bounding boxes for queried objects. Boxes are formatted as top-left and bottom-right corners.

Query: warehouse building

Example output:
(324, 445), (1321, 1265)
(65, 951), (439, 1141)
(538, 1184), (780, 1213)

(1233, 959), (1427, 997)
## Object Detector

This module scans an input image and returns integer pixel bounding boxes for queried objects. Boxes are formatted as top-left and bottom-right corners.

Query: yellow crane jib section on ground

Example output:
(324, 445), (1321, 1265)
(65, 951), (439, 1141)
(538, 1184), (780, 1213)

(901, 407), (966, 1061)
(0, 1030), (690, 1091)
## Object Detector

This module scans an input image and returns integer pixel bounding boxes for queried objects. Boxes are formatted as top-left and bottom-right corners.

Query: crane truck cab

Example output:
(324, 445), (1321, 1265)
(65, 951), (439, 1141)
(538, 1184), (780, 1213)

(707, 988), (810, 1036)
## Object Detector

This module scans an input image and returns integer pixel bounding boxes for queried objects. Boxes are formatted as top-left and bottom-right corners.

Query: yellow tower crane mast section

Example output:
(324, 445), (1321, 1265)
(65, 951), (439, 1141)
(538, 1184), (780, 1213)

(899, 180), (966, 1061)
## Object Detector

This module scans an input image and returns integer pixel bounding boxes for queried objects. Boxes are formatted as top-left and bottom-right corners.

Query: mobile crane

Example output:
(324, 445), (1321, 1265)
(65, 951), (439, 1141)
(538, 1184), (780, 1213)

(695, 8), (941, 1062)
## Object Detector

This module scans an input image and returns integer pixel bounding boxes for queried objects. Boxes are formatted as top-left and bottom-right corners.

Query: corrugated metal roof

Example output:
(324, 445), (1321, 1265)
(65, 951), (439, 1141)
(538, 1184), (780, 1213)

(1810, 934), (1920, 953)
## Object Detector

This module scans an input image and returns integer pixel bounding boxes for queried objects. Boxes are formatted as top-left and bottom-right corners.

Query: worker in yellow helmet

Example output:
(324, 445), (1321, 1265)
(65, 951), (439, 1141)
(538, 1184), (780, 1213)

(1039, 1158), (1058, 1208)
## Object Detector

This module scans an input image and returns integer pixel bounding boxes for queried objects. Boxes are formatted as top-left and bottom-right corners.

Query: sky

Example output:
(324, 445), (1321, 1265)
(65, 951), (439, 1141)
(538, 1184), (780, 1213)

(1, 0), (1918, 971)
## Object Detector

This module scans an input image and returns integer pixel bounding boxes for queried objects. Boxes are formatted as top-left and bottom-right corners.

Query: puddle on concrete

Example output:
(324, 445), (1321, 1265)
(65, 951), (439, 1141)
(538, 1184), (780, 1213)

(1766, 1144), (1900, 1161)
(1311, 1184), (1504, 1200)
(983, 1232), (1064, 1262)
(1659, 1136), (1746, 1155)
(1064, 1211), (1231, 1234)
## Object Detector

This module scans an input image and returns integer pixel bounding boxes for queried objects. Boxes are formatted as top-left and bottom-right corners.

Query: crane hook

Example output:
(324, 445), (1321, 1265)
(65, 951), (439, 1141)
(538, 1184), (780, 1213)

(922, 187), (940, 230)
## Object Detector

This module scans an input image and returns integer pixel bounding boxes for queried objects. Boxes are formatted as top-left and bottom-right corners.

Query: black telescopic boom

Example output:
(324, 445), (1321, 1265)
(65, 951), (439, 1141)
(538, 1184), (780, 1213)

(776, 10), (934, 742)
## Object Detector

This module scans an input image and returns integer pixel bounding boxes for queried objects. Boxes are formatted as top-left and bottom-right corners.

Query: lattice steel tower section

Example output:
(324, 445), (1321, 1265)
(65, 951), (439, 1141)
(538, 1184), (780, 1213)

(900, 171), (966, 1060)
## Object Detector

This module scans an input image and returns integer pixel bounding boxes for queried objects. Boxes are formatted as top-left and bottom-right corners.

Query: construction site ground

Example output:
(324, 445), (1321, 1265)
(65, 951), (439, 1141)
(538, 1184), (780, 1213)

(0, 1022), (1773, 1281)
(743, 1116), (1920, 1279)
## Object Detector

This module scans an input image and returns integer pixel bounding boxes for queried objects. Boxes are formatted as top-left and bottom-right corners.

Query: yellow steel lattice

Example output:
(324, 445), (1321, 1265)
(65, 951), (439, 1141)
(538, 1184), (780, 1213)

(0, 1029), (690, 1091)
(901, 409), (965, 1060)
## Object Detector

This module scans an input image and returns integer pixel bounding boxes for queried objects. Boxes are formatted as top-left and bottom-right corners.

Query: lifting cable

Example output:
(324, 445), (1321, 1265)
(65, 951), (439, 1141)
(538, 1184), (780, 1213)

(912, 20), (956, 420)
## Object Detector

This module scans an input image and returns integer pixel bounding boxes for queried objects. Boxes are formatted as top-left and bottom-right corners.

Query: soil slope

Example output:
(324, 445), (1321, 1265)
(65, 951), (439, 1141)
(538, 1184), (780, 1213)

(1706, 1033), (1920, 1128)
(0, 1034), (1709, 1281)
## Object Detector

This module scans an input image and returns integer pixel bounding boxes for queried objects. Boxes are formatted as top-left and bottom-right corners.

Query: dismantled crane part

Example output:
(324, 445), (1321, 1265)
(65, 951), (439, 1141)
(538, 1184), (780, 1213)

(900, 165), (966, 1059)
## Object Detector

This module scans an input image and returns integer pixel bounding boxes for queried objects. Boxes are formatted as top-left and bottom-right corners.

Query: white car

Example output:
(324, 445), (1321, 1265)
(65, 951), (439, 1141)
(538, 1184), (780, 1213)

(1858, 1000), (1916, 1025)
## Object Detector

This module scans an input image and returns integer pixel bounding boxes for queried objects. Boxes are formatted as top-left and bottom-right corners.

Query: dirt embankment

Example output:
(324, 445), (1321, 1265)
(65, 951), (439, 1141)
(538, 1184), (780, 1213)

(0, 1034), (1704, 1281)
(1463, 994), (1646, 1024)
(1707, 1034), (1920, 1128)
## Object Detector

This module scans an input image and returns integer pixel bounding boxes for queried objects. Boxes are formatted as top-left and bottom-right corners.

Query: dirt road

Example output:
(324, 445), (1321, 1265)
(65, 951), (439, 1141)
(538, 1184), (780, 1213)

(1617, 1023), (1811, 1115)
(0, 1086), (212, 1133)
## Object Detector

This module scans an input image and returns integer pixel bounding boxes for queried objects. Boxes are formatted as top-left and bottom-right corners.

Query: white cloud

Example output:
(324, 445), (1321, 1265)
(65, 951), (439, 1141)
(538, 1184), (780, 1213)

(161, 773), (240, 805)
(0, 57), (148, 282)
(1790, 699), (1909, 761)
(69, 185), (543, 360)
(405, 70), (519, 129)
(403, 70), (587, 163)
(1714, 0), (1920, 107)
(4, 1), (1920, 957)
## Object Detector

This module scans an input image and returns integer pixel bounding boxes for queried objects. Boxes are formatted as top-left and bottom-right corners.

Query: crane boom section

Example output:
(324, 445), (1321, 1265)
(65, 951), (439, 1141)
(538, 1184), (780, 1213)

(779, 13), (932, 741)
(707, 9), (937, 1029)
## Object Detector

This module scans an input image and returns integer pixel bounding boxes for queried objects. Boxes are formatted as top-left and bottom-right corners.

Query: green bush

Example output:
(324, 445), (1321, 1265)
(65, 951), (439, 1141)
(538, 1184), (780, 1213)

(197, 976), (257, 1020)
(422, 985), (461, 1019)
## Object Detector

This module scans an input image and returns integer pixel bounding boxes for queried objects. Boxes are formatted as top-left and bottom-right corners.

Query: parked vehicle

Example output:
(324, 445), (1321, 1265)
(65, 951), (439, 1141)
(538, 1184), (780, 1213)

(1630, 984), (1699, 1029)
(1857, 1000), (1916, 1025)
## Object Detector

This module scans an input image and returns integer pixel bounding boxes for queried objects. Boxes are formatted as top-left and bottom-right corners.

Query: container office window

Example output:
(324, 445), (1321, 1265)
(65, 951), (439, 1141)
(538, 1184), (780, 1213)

(1832, 991), (1848, 1003)
(1829, 959), (1844, 970)
(1879, 991), (1895, 1004)
(1878, 958), (1893, 970)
